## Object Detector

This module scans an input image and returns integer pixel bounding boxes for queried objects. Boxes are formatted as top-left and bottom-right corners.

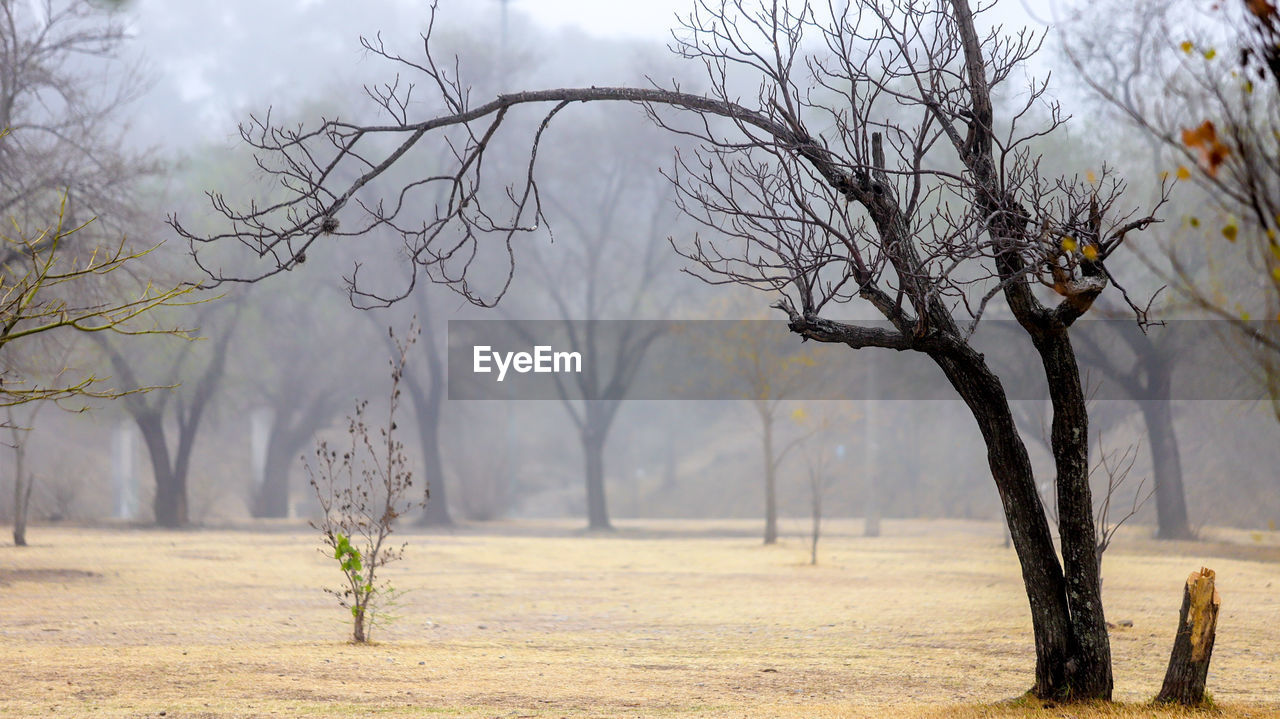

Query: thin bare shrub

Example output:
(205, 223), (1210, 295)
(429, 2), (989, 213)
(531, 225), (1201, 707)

(307, 323), (423, 642)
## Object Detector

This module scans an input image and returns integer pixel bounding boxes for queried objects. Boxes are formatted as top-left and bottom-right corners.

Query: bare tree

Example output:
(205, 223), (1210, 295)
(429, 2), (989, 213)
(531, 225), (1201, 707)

(177, 0), (1168, 699)
(1066, 0), (1280, 420)
(242, 278), (360, 519)
(1092, 437), (1151, 580)
(0, 0), (151, 230)
(98, 302), (241, 528)
(0, 1), (188, 409)
(701, 317), (824, 543)
(793, 405), (848, 564)
(1072, 322), (1193, 539)
(504, 111), (684, 531)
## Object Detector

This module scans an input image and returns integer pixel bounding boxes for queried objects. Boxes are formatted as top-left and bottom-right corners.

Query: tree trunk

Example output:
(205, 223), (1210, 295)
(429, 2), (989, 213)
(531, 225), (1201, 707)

(406, 376), (453, 526)
(410, 297), (453, 526)
(932, 348), (1090, 700)
(1140, 400), (1194, 540)
(12, 469), (32, 547)
(252, 432), (297, 518)
(864, 472), (881, 538)
(762, 415), (778, 545)
(809, 487), (820, 565)
(136, 413), (186, 528)
(1156, 567), (1220, 705)
(583, 428), (612, 530)
(10, 412), (33, 546)
(1033, 328), (1113, 700)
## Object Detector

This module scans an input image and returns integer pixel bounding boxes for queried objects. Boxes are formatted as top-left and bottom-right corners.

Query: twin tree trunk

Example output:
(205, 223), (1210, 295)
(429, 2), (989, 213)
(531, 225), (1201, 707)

(932, 335), (1112, 699)
(136, 411), (194, 529)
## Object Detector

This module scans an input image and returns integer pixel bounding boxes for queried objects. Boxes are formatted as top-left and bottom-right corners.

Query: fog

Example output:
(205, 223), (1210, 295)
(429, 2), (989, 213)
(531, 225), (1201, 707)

(5, 0), (1280, 714)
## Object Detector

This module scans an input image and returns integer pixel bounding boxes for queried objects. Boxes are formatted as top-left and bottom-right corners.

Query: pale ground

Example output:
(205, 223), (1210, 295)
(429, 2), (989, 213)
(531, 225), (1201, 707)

(1, 518), (1278, 718)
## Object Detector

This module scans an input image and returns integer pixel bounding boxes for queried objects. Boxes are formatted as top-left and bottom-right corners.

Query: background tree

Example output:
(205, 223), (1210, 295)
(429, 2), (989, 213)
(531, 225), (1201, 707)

(1067, 0), (1280, 420)
(697, 314), (824, 544)
(0, 0), (184, 409)
(98, 301), (239, 527)
(503, 108), (689, 531)
(178, 0), (1169, 699)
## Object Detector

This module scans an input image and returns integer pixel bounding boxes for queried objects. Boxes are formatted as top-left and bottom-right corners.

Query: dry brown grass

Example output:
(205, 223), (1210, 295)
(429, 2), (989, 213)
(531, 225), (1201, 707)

(1, 518), (1277, 718)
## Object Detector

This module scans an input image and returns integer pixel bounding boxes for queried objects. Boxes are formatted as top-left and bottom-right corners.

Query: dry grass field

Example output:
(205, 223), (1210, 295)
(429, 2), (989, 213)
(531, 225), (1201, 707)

(1, 518), (1277, 718)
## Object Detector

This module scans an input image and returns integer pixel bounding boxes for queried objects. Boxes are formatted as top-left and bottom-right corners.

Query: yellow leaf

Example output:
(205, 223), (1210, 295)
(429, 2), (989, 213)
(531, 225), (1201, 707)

(1081, 245), (1098, 261)
(1223, 224), (1239, 242)
(1086, 170), (1097, 185)
(791, 407), (808, 423)
(1159, 170), (1170, 181)
(1180, 40), (1194, 53)
(1061, 236), (1078, 252)
(1204, 48), (1217, 60)
(1189, 216), (1201, 228)
(1272, 266), (1280, 281)
(1176, 166), (1192, 180)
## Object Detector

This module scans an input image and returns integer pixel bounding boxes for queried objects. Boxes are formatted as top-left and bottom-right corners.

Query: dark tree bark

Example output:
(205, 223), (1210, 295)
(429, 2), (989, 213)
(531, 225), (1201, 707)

(1030, 328), (1112, 699)
(930, 347), (1085, 697)
(1156, 567), (1220, 705)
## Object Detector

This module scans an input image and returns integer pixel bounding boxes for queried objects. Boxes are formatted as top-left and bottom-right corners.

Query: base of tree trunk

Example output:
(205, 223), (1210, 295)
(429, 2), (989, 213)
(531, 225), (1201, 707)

(1155, 567), (1220, 706)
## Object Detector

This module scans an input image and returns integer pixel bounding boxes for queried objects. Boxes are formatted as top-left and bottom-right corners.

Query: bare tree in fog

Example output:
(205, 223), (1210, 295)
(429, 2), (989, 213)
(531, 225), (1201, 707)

(243, 281), (355, 519)
(1071, 324), (1193, 539)
(699, 315), (824, 544)
(1067, 0), (1280, 420)
(368, 291), (454, 526)
(0, 0), (187, 409)
(508, 111), (684, 531)
(178, 0), (1171, 700)
(98, 302), (240, 528)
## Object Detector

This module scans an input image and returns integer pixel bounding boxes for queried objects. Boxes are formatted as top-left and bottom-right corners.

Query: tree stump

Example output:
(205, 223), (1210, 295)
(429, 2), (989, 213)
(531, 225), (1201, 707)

(1155, 567), (1221, 705)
